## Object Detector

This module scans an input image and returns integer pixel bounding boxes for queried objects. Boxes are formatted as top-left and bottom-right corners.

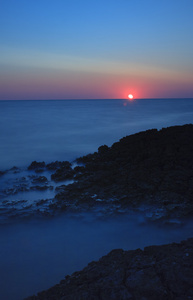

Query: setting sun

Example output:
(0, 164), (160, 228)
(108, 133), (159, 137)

(128, 94), (134, 100)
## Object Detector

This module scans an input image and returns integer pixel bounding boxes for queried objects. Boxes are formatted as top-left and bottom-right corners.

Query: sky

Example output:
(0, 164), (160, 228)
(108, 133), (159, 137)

(0, 0), (193, 100)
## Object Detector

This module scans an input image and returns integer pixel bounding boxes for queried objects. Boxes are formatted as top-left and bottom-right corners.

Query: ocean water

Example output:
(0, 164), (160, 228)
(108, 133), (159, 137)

(1, 98), (193, 169)
(0, 98), (193, 300)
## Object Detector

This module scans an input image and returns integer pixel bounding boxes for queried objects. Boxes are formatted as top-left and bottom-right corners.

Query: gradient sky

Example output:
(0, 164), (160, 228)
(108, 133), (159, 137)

(0, 0), (193, 100)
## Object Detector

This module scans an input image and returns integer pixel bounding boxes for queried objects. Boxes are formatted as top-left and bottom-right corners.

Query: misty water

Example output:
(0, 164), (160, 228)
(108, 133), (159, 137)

(0, 99), (193, 299)
(1, 213), (193, 300)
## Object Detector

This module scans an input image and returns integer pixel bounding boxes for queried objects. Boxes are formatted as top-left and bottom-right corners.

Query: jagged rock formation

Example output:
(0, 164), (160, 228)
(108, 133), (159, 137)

(1, 124), (193, 222)
(53, 124), (193, 219)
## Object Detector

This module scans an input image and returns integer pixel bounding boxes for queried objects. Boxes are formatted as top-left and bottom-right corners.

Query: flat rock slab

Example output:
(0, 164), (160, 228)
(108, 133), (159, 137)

(25, 237), (193, 300)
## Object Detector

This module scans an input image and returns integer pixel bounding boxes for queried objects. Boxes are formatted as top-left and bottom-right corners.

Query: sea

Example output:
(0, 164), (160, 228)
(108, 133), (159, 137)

(0, 98), (193, 300)
(1, 98), (193, 170)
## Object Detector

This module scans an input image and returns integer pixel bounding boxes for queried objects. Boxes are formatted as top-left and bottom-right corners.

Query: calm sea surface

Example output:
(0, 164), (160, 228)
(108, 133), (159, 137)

(0, 99), (193, 169)
(0, 99), (193, 300)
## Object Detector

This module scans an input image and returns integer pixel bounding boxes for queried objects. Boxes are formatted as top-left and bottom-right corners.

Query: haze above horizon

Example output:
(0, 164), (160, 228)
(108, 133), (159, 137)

(0, 0), (193, 100)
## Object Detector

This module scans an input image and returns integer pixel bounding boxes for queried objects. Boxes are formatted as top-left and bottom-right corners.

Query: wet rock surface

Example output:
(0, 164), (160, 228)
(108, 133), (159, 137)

(0, 168), (56, 222)
(25, 237), (193, 300)
(28, 161), (46, 173)
(0, 124), (193, 223)
(53, 124), (193, 220)
(51, 161), (74, 182)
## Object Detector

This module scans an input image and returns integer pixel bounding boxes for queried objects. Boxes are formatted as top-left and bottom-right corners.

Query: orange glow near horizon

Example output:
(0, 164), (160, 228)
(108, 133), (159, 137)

(1, 63), (193, 100)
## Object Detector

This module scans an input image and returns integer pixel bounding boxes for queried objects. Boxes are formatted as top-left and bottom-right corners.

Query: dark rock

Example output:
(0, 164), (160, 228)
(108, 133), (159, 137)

(54, 124), (193, 219)
(30, 185), (53, 191)
(3, 185), (29, 195)
(73, 165), (85, 173)
(24, 238), (193, 300)
(34, 169), (45, 173)
(55, 185), (67, 192)
(2, 125), (193, 222)
(31, 176), (48, 184)
(9, 166), (20, 173)
(28, 161), (46, 171)
(73, 168), (87, 180)
(36, 199), (49, 206)
(98, 144), (109, 154)
(0, 170), (5, 176)
(51, 161), (74, 182)
(46, 161), (63, 170)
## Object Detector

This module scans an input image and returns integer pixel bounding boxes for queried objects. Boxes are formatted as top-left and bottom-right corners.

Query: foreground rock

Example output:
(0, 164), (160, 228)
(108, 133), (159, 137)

(25, 237), (193, 300)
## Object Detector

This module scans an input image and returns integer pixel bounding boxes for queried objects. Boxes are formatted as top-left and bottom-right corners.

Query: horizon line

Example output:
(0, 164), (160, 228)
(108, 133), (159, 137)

(0, 97), (193, 101)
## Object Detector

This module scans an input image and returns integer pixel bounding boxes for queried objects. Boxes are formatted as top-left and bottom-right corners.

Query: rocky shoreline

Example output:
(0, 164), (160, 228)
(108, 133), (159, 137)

(1, 124), (193, 299)
(52, 124), (193, 221)
(25, 237), (193, 300)
(0, 124), (193, 223)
